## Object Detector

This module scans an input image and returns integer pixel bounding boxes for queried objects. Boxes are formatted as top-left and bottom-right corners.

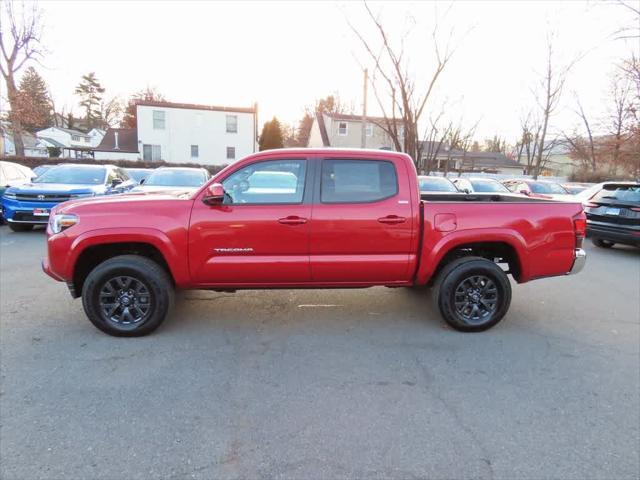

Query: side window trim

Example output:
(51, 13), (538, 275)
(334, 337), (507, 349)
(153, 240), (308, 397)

(318, 158), (399, 205)
(218, 158), (312, 206)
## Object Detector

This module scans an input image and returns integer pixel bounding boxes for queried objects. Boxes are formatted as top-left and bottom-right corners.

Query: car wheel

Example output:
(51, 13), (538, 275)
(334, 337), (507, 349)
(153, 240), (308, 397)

(81, 255), (174, 337)
(8, 223), (33, 232)
(433, 256), (511, 332)
(592, 238), (614, 248)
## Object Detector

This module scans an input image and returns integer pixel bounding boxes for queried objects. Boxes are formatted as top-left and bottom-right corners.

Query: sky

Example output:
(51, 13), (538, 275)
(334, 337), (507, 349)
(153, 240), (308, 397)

(6, 0), (638, 143)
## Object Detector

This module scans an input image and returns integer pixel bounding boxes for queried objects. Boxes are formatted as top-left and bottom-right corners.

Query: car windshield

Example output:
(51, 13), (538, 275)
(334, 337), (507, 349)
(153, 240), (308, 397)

(470, 180), (509, 193)
(145, 169), (207, 187)
(127, 169), (152, 182)
(419, 177), (458, 192)
(592, 185), (640, 205)
(530, 182), (568, 194)
(33, 165), (105, 185)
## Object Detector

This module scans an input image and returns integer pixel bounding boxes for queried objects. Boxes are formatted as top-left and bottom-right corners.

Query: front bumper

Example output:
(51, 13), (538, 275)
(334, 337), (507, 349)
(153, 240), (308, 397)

(568, 248), (586, 275)
(2, 197), (58, 225)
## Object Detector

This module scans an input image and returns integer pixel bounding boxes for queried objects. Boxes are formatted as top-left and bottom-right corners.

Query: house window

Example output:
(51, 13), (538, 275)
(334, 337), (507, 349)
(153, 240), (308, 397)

(143, 144), (162, 161)
(226, 146), (236, 160)
(71, 135), (80, 141)
(153, 110), (166, 130)
(84, 136), (90, 143)
(338, 122), (348, 136)
(365, 123), (373, 137)
(226, 115), (238, 133)
(191, 145), (199, 158)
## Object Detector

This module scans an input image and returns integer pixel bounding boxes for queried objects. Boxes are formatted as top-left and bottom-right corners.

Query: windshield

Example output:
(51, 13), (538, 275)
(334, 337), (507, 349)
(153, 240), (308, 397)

(530, 182), (568, 194)
(33, 165), (105, 185)
(145, 169), (207, 187)
(592, 185), (640, 205)
(127, 169), (152, 182)
(419, 177), (458, 192)
(470, 180), (509, 193)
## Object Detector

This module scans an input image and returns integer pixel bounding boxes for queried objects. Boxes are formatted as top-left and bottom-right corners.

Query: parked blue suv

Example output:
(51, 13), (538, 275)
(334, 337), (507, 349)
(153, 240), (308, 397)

(1, 164), (135, 232)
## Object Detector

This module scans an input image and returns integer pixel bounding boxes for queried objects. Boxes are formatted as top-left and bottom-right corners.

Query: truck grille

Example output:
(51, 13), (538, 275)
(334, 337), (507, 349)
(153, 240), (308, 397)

(15, 193), (71, 202)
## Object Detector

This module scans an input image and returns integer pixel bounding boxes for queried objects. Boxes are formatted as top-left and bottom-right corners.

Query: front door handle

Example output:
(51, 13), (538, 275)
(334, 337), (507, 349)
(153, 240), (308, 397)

(278, 216), (308, 225)
(377, 215), (406, 225)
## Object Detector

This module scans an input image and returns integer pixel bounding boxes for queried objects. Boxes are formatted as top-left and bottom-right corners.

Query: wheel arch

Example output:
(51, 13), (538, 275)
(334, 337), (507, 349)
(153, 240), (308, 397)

(417, 231), (528, 285)
(68, 228), (188, 297)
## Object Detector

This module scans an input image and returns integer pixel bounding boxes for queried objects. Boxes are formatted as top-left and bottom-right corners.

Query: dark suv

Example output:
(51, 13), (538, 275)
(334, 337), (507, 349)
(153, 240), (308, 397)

(583, 182), (640, 248)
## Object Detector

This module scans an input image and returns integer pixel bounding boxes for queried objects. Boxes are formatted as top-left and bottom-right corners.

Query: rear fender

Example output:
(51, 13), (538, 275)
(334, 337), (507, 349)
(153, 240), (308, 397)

(416, 229), (529, 285)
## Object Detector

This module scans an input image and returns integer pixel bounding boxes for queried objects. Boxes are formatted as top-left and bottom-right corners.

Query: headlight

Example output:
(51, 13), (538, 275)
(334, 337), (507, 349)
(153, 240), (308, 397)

(2, 192), (17, 200)
(50, 214), (78, 234)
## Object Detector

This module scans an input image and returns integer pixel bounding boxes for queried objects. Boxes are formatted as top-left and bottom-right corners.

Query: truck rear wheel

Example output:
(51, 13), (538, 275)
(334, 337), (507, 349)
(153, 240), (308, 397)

(433, 256), (511, 332)
(81, 255), (174, 337)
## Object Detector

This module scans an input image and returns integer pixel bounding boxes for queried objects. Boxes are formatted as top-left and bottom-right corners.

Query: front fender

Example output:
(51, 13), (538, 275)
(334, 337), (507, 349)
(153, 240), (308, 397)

(66, 227), (190, 287)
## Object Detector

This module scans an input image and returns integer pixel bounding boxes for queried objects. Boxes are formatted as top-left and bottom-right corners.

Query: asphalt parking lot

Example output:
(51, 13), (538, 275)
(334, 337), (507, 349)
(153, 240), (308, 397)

(0, 225), (638, 480)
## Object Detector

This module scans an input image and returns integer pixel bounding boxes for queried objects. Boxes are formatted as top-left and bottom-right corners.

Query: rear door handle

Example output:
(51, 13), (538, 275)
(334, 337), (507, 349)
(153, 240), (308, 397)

(377, 215), (406, 224)
(278, 216), (308, 225)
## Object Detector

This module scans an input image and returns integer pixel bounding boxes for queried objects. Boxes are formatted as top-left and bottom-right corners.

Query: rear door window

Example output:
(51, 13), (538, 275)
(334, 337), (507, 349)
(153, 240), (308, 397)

(321, 159), (398, 203)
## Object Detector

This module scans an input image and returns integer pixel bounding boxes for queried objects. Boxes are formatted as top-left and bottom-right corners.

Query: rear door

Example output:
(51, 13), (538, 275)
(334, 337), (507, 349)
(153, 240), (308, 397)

(309, 156), (415, 283)
(189, 157), (313, 285)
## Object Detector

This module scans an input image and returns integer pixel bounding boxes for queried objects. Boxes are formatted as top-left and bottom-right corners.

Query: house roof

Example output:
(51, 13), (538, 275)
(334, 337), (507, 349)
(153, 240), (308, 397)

(324, 112), (404, 124)
(462, 152), (521, 169)
(38, 137), (66, 148)
(135, 100), (256, 114)
(49, 127), (90, 136)
(94, 128), (139, 153)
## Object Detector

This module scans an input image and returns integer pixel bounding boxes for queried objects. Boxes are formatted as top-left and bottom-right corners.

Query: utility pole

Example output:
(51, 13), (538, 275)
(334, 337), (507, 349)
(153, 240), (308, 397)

(361, 68), (368, 149)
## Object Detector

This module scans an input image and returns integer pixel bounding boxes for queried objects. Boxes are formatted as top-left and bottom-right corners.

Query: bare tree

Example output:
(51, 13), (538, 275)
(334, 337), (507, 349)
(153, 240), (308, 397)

(530, 37), (576, 179)
(348, 2), (457, 163)
(0, 0), (44, 156)
(563, 96), (598, 172)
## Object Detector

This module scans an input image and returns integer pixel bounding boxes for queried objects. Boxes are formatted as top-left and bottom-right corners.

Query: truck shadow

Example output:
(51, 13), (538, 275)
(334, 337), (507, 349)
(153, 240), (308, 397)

(164, 286), (445, 334)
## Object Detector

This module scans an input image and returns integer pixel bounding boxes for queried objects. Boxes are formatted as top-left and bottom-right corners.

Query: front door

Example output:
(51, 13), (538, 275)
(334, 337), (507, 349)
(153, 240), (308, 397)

(189, 158), (312, 285)
(309, 157), (415, 283)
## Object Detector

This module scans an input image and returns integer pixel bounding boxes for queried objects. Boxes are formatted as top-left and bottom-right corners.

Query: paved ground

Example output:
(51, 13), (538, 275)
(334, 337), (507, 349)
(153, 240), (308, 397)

(0, 225), (638, 480)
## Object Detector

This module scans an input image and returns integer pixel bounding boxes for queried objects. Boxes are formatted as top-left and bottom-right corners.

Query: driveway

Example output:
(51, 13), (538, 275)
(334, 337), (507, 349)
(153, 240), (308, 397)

(1, 226), (638, 479)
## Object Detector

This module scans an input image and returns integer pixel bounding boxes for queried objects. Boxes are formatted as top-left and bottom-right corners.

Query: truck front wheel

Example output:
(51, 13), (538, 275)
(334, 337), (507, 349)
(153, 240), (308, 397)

(433, 257), (511, 332)
(81, 255), (174, 337)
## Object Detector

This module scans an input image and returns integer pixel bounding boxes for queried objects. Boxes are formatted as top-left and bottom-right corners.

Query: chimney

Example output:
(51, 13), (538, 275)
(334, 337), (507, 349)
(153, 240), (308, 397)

(114, 131), (120, 150)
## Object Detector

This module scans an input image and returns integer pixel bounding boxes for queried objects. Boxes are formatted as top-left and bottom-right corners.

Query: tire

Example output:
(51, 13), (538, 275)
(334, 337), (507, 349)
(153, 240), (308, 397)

(432, 256), (511, 332)
(592, 238), (614, 248)
(8, 223), (33, 232)
(81, 255), (174, 337)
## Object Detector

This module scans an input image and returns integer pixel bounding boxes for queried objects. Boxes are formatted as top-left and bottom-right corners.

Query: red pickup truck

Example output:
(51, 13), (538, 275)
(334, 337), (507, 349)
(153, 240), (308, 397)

(42, 149), (586, 336)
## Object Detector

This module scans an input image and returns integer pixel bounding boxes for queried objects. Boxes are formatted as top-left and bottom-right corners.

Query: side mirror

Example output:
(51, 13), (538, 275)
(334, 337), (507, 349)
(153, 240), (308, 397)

(111, 178), (123, 188)
(202, 183), (225, 205)
(463, 188), (471, 194)
(519, 189), (529, 195)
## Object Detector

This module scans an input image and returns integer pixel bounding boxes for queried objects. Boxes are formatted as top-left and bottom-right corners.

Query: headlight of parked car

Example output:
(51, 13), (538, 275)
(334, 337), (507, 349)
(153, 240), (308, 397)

(50, 214), (78, 234)
(2, 192), (17, 200)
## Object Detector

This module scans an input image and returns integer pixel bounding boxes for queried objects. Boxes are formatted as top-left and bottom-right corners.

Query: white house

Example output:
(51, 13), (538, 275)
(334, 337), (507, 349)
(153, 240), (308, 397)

(1, 130), (48, 157)
(135, 101), (257, 165)
(307, 112), (402, 150)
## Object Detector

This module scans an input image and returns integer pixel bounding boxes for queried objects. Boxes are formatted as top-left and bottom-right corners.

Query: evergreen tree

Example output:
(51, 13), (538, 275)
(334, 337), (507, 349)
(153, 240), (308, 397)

(16, 67), (52, 131)
(259, 117), (285, 150)
(75, 72), (105, 128)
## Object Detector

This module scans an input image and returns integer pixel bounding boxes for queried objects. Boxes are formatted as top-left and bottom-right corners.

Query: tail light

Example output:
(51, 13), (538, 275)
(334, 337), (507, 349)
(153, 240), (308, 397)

(583, 202), (598, 209)
(573, 214), (587, 248)
(631, 207), (640, 212)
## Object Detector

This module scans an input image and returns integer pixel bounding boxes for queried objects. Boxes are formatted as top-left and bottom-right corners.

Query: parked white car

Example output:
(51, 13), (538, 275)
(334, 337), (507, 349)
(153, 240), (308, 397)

(452, 177), (510, 194)
(130, 167), (210, 194)
(0, 161), (35, 194)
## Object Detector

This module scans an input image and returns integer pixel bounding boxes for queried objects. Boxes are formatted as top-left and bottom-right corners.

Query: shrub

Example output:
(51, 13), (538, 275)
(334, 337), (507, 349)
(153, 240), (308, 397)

(568, 169), (635, 183)
(0, 155), (228, 176)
